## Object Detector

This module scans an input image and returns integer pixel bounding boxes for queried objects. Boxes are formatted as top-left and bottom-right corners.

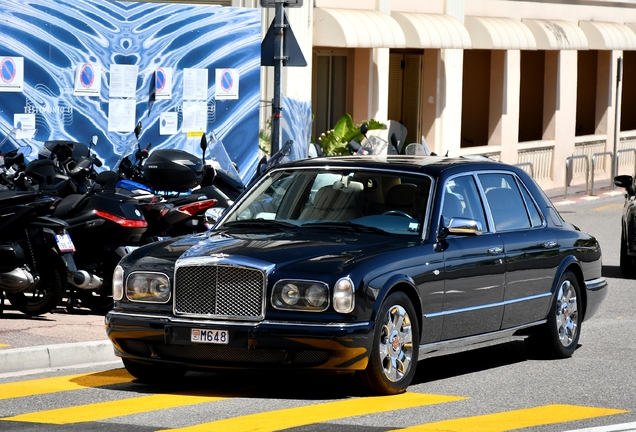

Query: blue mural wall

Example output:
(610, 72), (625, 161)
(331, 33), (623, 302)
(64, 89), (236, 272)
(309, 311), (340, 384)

(0, 0), (262, 181)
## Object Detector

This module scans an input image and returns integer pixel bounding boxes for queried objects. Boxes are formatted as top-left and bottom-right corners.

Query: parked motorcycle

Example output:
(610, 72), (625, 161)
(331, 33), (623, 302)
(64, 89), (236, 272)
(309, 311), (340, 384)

(19, 141), (148, 314)
(115, 123), (241, 236)
(0, 190), (78, 316)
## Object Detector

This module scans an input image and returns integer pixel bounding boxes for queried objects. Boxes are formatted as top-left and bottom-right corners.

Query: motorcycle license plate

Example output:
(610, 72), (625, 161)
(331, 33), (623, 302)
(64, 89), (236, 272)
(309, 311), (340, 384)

(55, 234), (76, 253)
(191, 328), (229, 345)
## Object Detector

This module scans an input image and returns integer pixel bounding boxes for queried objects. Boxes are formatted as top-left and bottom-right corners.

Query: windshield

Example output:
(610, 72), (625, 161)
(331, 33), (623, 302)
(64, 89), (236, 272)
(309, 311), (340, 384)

(219, 168), (433, 236)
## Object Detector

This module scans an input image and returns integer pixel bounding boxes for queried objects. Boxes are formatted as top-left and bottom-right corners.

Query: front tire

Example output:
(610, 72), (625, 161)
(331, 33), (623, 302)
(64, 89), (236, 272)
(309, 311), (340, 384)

(358, 292), (419, 395)
(525, 271), (581, 359)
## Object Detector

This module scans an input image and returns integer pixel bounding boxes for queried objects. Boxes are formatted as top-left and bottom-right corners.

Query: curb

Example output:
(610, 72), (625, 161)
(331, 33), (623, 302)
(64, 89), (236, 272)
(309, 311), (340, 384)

(0, 340), (118, 375)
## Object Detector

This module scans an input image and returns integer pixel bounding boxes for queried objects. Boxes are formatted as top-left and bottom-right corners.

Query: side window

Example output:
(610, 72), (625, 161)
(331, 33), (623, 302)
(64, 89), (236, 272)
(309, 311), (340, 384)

(518, 181), (543, 227)
(479, 173), (531, 231)
(442, 175), (487, 230)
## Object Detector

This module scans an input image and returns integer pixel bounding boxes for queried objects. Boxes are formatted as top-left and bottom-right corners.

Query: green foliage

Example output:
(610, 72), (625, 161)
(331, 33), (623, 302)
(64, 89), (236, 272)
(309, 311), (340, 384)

(317, 114), (386, 156)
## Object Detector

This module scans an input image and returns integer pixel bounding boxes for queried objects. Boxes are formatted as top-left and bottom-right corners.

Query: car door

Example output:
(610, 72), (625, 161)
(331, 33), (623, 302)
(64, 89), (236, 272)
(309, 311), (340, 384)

(439, 174), (506, 340)
(478, 172), (560, 329)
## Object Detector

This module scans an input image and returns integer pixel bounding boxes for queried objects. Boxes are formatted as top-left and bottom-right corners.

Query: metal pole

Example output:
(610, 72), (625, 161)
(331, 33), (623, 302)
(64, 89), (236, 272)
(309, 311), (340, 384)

(612, 56), (623, 190)
(270, 0), (285, 155)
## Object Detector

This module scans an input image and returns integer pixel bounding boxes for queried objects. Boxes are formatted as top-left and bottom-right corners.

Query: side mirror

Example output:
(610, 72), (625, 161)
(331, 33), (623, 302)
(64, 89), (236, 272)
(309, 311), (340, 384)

(437, 217), (482, 240)
(134, 121), (142, 140)
(200, 134), (208, 153)
(204, 207), (226, 227)
(359, 123), (369, 137)
(614, 175), (635, 196)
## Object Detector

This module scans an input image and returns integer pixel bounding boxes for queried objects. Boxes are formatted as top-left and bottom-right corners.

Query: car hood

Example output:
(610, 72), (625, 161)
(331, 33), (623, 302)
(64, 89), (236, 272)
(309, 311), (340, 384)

(132, 228), (419, 275)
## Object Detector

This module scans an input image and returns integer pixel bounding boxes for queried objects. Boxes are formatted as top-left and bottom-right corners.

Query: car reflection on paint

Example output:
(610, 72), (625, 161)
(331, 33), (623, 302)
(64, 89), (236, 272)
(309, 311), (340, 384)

(106, 155), (608, 395)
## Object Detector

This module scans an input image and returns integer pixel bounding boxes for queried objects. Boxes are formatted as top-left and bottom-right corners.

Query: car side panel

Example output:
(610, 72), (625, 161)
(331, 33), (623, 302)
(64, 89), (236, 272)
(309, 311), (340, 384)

(441, 233), (506, 339)
(500, 228), (561, 328)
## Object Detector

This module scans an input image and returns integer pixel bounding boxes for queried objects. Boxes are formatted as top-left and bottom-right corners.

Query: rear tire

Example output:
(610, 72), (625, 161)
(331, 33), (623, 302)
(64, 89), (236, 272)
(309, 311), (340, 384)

(525, 271), (581, 359)
(620, 230), (635, 278)
(358, 292), (419, 395)
(5, 255), (64, 316)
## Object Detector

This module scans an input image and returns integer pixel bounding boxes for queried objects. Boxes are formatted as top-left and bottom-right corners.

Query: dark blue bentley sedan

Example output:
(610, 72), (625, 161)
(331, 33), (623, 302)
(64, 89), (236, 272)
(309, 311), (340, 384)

(106, 155), (607, 395)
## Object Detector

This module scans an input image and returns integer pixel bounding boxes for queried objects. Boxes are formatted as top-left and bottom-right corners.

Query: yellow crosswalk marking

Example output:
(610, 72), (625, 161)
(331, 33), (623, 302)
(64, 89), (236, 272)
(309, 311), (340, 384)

(0, 368), (132, 401)
(1, 392), (226, 425)
(161, 392), (468, 432)
(393, 404), (628, 432)
(0, 343), (10, 347)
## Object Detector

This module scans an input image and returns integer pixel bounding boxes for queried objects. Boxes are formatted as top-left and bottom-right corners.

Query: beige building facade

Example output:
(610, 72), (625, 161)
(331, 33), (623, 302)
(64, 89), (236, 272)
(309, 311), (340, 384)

(232, 0), (636, 192)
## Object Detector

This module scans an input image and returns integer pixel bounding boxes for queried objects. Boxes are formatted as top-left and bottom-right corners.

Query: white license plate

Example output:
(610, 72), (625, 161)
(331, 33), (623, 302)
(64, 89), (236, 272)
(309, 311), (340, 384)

(55, 233), (75, 253)
(191, 328), (229, 344)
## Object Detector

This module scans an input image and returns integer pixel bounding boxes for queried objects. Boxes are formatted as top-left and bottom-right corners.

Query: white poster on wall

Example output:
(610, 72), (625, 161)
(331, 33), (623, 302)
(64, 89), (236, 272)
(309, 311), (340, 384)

(109, 64), (139, 98)
(183, 68), (208, 100)
(159, 112), (178, 135)
(107, 99), (136, 132)
(181, 101), (207, 132)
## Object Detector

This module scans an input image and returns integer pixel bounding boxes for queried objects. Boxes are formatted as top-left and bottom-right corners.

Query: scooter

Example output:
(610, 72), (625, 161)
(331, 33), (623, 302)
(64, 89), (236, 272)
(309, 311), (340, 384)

(21, 143), (149, 314)
(0, 190), (79, 316)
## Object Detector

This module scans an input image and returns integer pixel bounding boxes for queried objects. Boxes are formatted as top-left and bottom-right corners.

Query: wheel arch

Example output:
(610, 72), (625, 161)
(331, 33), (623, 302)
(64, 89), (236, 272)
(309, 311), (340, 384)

(373, 275), (423, 339)
(551, 257), (587, 321)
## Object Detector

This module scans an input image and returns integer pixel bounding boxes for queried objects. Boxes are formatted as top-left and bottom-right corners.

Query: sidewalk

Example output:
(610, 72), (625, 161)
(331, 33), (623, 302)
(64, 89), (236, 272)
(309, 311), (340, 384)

(0, 178), (627, 376)
(544, 178), (624, 206)
(0, 302), (117, 376)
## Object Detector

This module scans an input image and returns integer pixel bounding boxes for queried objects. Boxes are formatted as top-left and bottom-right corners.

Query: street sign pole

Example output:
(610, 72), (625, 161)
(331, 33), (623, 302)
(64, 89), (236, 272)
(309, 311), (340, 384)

(271, 0), (285, 155)
(260, 0), (306, 155)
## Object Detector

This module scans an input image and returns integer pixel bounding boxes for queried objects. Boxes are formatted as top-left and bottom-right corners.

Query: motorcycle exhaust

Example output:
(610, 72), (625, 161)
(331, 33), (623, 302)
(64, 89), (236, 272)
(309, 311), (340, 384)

(0, 267), (38, 292)
(71, 270), (103, 290)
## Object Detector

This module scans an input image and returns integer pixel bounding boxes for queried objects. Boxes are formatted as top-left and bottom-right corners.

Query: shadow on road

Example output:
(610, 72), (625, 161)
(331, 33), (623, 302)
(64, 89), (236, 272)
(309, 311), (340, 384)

(602, 265), (625, 279)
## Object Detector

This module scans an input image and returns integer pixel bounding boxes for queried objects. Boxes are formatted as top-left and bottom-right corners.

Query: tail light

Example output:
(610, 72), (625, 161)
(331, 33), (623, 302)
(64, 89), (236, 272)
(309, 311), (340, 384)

(177, 199), (218, 216)
(95, 209), (148, 228)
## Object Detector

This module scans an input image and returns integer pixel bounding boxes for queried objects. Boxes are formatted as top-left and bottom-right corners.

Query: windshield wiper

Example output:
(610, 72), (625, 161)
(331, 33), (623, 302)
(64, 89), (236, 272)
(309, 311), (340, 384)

(301, 221), (388, 234)
(223, 219), (299, 229)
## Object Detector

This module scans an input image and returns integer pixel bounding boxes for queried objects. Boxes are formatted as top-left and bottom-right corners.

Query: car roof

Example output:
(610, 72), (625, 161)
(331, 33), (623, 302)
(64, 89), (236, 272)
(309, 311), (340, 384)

(274, 155), (518, 177)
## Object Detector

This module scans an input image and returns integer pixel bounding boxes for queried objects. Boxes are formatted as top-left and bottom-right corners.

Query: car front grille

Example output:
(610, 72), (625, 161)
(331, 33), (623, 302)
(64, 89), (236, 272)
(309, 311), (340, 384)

(174, 263), (266, 319)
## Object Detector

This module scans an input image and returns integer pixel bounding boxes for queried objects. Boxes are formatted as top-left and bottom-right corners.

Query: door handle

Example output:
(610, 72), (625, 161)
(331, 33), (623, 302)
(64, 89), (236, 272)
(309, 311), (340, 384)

(488, 247), (504, 254)
(542, 241), (558, 249)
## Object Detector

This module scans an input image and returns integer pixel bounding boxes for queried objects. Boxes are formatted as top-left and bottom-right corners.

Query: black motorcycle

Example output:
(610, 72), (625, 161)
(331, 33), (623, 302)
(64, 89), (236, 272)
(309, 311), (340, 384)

(0, 190), (78, 316)
(22, 143), (148, 314)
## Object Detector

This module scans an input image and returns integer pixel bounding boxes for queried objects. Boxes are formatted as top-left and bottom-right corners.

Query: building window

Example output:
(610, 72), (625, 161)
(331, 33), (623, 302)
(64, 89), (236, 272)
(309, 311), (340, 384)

(312, 51), (348, 138)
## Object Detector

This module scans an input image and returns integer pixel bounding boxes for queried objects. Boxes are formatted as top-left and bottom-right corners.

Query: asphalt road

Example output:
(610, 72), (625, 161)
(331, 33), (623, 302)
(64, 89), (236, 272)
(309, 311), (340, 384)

(0, 194), (634, 432)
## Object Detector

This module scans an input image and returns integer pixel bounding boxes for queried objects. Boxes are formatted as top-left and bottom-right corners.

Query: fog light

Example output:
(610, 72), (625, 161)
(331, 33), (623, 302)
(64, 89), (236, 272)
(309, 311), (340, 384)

(113, 266), (124, 301)
(333, 277), (354, 313)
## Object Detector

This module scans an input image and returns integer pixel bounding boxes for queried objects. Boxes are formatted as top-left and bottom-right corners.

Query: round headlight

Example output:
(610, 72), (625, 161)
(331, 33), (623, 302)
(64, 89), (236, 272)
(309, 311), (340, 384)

(305, 285), (327, 307)
(150, 279), (170, 301)
(281, 283), (300, 305)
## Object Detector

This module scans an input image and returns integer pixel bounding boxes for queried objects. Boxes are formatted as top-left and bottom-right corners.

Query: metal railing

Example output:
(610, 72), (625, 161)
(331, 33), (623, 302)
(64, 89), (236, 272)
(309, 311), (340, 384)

(590, 151), (613, 196)
(514, 162), (534, 179)
(614, 148), (636, 189)
(564, 155), (589, 199)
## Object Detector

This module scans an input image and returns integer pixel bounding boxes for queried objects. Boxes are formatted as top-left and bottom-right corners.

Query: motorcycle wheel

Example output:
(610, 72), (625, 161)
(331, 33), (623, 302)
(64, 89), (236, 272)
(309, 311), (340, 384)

(5, 253), (64, 316)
